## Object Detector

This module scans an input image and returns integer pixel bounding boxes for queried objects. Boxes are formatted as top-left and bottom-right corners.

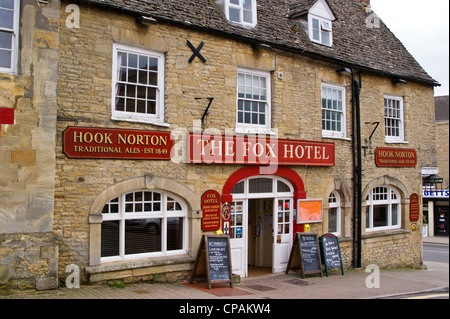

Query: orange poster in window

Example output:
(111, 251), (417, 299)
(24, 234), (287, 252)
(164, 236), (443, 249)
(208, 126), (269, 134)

(298, 200), (323, 224)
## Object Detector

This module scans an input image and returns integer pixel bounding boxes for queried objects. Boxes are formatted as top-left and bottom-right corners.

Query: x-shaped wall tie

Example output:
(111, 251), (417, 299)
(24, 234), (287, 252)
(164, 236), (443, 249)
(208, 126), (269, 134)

(187, 40), (206, 63)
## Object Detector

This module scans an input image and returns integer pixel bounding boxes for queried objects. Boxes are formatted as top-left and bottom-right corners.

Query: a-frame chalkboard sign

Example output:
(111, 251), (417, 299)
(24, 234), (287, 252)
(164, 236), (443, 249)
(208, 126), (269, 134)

(319, 233), (344, 277)
(286, 232), (323, 278)
(189, 234), (233, 290)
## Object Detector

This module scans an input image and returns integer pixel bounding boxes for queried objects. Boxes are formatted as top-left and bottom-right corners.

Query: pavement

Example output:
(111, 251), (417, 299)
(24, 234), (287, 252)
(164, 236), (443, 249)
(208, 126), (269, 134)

(1, 236), (448, 302)
(423, 235), (449, 245)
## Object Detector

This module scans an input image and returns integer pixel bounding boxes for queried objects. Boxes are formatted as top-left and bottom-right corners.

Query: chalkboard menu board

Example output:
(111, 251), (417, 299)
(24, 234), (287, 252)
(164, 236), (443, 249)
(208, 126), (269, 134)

(208, 237), (231, 281)
(190, 235), (233, 289)
(320, 233), (344, 276)
(300, 234), (321, 272)
(286, 233), (323, 278)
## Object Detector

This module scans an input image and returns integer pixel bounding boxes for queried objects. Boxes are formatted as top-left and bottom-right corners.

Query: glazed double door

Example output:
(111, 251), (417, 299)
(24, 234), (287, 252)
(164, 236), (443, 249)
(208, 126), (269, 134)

(229, 198), (293, 278)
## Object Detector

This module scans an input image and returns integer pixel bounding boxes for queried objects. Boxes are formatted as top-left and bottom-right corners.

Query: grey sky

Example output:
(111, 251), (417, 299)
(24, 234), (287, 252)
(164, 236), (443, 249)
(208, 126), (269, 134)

(371, 0), (449, 96)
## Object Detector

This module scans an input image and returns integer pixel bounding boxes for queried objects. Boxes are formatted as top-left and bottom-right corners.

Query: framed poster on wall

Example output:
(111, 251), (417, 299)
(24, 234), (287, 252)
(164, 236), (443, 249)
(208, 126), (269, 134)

(297, 199), (323, 224)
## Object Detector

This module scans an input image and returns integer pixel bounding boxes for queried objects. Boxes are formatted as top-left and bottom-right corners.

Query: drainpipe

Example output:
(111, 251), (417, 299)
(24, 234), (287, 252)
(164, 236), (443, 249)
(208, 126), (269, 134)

(351, 71), (363, 268)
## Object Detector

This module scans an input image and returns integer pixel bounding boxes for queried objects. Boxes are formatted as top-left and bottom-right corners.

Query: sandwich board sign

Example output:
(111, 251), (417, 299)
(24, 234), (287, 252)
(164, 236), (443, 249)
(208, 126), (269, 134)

(319, 233), (344, 277)
(190, 234), (233, 289)
(286, 232), (323, 278)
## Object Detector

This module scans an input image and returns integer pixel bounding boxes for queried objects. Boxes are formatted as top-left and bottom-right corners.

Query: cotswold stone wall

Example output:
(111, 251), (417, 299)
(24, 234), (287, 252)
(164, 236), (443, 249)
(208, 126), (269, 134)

(0, 233), (58, 293)
(54, 1), (434, 282)
(361, 232), (422, 269)
(0, 1), (60, 291)
(0, 0), (59, 236)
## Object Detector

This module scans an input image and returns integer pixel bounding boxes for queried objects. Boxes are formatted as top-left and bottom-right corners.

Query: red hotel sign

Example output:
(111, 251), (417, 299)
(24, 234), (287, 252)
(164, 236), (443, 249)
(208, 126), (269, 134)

(201, 190), (221, 232)
(63, 127), (173, 160)
(188, 133), (335, 166)
(375, 147), (417, 167)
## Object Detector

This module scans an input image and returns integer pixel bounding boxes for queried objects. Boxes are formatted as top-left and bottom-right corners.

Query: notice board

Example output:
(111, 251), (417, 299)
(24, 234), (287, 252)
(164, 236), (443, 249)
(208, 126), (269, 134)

(190, 235), (233, 289)
(297, 199), (323, 224)
(409, 193), (420, 222)
(286, 232), (323, 278)
(201, 190), (221, 231)
(319, 233), (344, 277)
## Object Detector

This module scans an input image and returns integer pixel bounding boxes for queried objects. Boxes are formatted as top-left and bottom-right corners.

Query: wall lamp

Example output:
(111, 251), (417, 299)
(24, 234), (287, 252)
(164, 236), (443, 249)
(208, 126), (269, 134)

(336, 67), (352, 75)
(252, 43), (273, 51)
(392, 79), (407, 85)
(137, 16), (158, 25)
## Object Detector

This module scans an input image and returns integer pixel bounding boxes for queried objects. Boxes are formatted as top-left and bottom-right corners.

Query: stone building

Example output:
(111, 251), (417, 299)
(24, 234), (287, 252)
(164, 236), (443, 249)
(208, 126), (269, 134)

(422, 95), (449, 237)
(434, 96), (449, 189)
(1, 0), (440, 289)
(0, 0), (60, 291)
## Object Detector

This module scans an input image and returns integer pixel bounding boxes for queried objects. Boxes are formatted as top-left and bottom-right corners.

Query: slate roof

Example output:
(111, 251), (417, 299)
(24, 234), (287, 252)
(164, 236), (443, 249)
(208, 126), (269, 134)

(288, 0), (320, 17)
(435, 96), (449, 121)
(76, 0), (439, 86)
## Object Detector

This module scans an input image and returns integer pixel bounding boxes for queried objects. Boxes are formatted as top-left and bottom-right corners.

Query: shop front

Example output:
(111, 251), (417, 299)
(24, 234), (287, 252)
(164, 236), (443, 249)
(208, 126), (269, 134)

(422, 169), (449, 237)
(423, 189), (449, 237)
(60, 127), (336, 281)
(189, 133), (335, 277)
(62, 127), (426, 282)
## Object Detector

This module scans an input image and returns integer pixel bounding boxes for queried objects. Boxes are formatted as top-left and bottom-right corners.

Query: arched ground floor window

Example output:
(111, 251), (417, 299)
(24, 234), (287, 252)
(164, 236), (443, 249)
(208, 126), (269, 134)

(88, 175), (199, 269)
(365, 186), (401, 232)
(100, 190), (188, 263)
(328, 190), (341, 236)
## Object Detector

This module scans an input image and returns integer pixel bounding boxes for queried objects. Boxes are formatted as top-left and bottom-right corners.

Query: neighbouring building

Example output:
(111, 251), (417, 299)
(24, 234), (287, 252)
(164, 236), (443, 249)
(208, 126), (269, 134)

(422, 95), (449, 237)
(0, 0), (60, 291)
(1, 0), (440, 290)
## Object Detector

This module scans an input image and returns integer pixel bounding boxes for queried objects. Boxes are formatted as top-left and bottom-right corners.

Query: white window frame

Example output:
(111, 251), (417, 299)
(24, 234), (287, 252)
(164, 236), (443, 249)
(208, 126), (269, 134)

(328, 191), (341, 236)
(224, 0), (257, 28)
(231, 176), (293, 200)
(308, 14), (333, 46)
(229, 200), (244, 240)
(365, 186), (402, 232)
(111, 43), (167, 126)
(229, 176), (294, 238)
(0, 0), (20, 74)
(236, 68), (272, 134)
(100, 190), (188, 263)
(321, 83), (346, 139)
(384, 95), (405, 143)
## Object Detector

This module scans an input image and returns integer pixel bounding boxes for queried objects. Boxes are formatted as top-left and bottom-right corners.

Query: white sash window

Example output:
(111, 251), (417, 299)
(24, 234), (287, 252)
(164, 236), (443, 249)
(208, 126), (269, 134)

(0, 0), (19, 73)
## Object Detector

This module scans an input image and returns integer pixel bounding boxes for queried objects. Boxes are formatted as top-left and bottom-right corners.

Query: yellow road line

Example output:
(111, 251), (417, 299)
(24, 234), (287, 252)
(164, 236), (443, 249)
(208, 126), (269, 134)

(406, 293), (449, 299)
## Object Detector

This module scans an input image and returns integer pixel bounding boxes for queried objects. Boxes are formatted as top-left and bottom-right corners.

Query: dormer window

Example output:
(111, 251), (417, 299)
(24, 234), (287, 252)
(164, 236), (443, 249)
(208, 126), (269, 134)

(290, 0), (335, 47)
(310, 15), (333, 46)
(218, 0), (257, 28)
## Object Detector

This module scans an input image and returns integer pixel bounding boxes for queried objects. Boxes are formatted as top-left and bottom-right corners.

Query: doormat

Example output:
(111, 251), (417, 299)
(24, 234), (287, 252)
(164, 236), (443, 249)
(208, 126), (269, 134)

(245, 285), (277, 292)
(283, 279), (315, 286)
(181, 282), (254, 297)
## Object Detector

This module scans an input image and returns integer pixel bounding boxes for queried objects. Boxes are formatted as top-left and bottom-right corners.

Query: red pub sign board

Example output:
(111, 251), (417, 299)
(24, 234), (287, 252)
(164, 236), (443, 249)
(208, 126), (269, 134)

(188, 133), (335, 166)
(375, 147), (417, 167)
(63, 126), (173, 160)
(201, 190), (221, 231)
